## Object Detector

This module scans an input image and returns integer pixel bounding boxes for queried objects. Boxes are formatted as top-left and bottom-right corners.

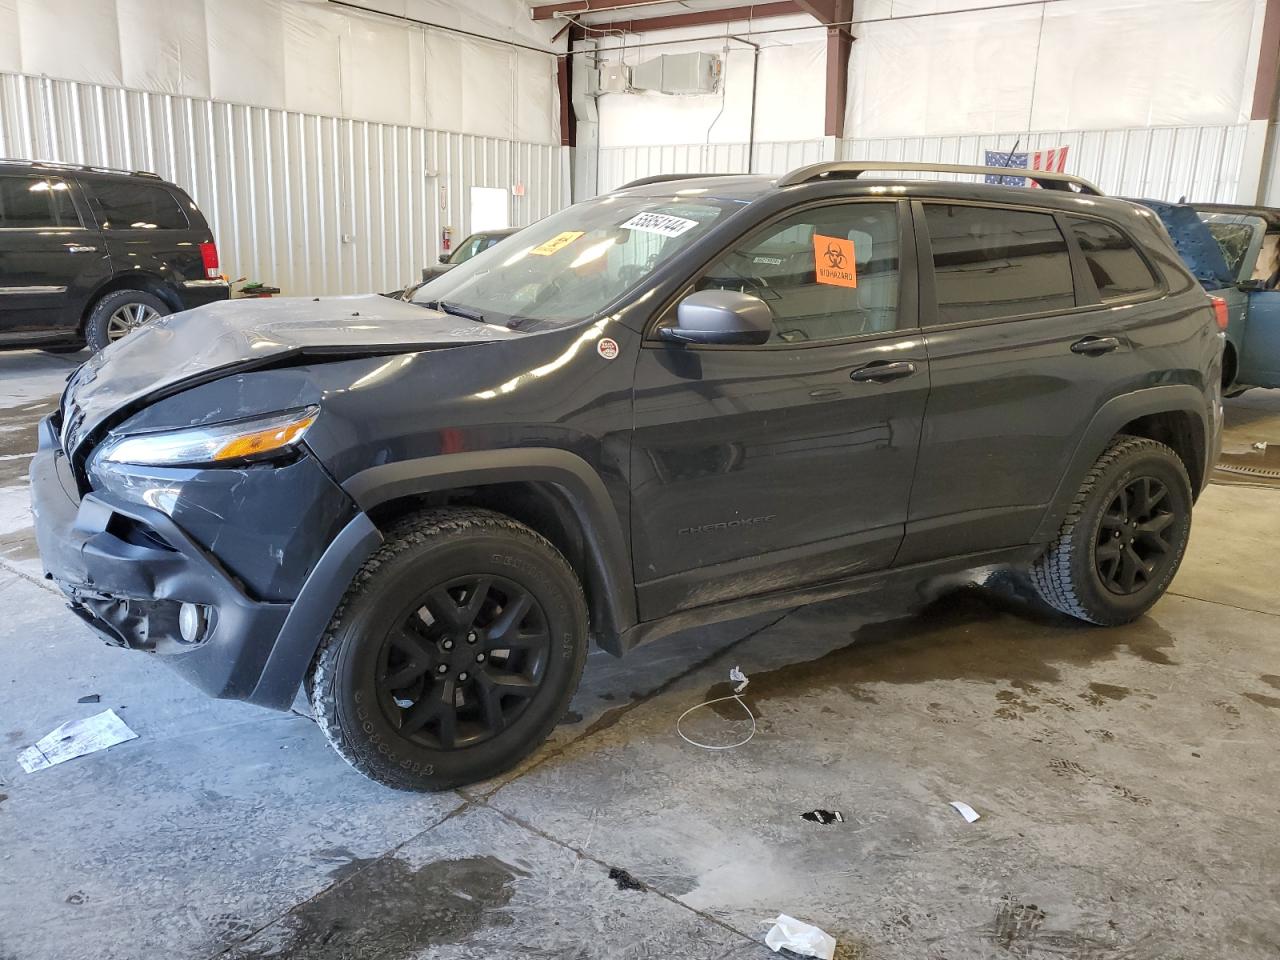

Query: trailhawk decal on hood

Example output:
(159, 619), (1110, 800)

(59, 294), (520, 456)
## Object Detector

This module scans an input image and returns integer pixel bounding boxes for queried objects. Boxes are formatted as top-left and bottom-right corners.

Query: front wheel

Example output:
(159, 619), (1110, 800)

(308, 508), (588, 791)
(1030, 436), (1192, 625)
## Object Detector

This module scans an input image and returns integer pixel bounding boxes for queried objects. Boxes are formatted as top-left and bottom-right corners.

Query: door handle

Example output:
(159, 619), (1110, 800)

(850, 360), (916, 383)
(1070, 336), (1120, 355)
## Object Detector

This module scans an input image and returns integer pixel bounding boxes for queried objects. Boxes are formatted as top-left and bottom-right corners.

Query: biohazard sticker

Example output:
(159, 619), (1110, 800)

(597, 337), (619, 360)
(531, 231), (585, 256)
(813, 234), (858, 288)
(620, 212), (699, 237)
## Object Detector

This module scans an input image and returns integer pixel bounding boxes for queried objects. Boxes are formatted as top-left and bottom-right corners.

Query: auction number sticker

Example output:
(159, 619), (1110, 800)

(621, 212), (699, 237)
(531, 231), (585, 256)
(812, 234), (858, 288)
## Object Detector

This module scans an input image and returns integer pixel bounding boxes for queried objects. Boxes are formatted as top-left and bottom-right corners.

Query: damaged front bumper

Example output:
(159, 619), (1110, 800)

(30, 417), (382, 710)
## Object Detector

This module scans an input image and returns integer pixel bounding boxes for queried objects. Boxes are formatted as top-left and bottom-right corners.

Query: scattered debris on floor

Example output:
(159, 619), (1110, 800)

(949, 800), (981, 823)
(17, 709), (137, 773)
(677, 665), (757, 750)
(607, 867), (645, 891)
(76, 694), (100, 704)
(801, 809), (844, 825)
(764, 913), (837, 959)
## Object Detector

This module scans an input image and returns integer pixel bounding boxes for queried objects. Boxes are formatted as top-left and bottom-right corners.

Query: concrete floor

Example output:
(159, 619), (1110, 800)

(0, 348), (1277, 960)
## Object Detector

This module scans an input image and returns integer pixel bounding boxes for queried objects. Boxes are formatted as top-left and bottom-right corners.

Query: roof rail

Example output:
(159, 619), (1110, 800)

(0, 158), (163, 180)
(775, 160), (1103, 196)
(616, 172), (745, 190)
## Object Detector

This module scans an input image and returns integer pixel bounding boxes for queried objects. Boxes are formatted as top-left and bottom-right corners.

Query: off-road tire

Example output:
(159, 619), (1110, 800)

(84, 290), (170, 352)
(1030, 436), (1192, 625)
(308, 507), (588, 791)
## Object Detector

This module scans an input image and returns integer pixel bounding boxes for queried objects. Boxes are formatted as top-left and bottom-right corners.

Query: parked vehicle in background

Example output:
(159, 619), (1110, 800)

(31, 161), (1222, 791)
(422, 227), (518, 281)
(1136, 198), (1280, 395)
(0, 159), (227, 353)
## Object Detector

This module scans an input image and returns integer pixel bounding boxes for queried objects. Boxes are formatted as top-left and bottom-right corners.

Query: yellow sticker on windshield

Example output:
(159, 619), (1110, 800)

(531, 231), (585, 256)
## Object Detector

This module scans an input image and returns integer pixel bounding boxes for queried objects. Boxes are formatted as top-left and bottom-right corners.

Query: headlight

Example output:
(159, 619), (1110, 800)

(98, 406), (319, 467)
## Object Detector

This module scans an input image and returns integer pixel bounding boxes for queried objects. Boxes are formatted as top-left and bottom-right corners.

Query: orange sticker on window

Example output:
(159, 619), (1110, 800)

(531, 231), (584, 256)
(813, 234), (858, 288)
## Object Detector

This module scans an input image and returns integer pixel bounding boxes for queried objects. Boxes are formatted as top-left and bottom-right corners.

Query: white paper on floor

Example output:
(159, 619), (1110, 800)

(17, 709), (138, 773)
(949, 800), (981, 823)
(764, 914), (837, 959)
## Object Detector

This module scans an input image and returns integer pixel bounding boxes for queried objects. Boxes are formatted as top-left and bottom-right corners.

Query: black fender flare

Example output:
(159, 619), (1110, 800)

(1032, 384), (1213, 542)
(344, 448), (638, 650)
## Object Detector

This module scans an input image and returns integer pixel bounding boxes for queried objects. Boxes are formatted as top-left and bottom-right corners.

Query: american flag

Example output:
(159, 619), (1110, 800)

(983, 146), (1069, 187)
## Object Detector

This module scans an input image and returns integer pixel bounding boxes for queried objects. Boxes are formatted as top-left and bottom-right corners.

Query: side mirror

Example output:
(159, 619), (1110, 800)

(438, 253), (451, 264)
(660, 289), (772, 346)
(1238, 278), (1265, 292)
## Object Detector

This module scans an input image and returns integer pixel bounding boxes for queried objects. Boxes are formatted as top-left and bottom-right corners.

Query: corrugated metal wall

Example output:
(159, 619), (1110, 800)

(839, 125), (1251, 203)
(596, 123), (1249, 202)
(598, 139), (825, 192)
(0, 71), (570, 296)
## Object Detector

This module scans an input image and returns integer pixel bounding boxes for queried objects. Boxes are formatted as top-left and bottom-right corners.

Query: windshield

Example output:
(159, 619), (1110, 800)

(412, 194), (742, 328)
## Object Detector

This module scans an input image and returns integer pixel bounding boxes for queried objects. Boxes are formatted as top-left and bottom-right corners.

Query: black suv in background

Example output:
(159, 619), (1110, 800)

(0, 160), (228, 353)
(31, 161), (1222, 791)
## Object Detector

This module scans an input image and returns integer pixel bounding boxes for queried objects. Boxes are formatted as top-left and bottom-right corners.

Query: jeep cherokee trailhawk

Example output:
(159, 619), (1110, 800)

(31, 161), (1223, 789)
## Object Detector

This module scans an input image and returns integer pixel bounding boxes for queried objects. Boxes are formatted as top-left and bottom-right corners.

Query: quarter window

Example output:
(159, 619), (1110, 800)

(92, 181), (189, 230)
(0, 176), (80, 229)
(924, 204), (1074, 324)
(694, 202), (902, 343)
(1066, 217), (1158, 300)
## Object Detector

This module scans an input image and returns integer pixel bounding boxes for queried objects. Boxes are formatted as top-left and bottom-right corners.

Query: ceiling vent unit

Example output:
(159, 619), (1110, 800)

(595, 61), (632, 94)
(630, 52), (721, 95)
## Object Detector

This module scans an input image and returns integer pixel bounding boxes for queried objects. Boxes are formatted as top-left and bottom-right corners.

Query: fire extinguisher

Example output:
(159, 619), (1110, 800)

(441, 225), (453, 254)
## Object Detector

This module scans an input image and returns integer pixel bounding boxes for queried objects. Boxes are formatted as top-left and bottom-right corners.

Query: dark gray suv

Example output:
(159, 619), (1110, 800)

(30, 161), (1223, 790)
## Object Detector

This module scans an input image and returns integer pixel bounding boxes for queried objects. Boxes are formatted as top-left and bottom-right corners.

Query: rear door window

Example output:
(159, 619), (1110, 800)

(1066, 217), (1159, 301)
(0, 176), (80, 228)
(91, 181), (189, 230)
(923, 204), (1075, 324)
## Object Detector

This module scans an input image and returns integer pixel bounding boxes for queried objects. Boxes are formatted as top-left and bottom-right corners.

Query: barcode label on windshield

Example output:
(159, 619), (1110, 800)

(620, 213), (699, 237)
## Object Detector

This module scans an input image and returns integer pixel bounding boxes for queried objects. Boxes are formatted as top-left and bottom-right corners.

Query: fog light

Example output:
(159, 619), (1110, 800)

(178, 603), (209, 644)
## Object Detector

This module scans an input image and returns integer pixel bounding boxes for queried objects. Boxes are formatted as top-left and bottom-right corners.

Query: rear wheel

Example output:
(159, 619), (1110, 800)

(85, 290), (170, 352)
(1030, 436), (1192, 625)
(308, 508), (588, 791)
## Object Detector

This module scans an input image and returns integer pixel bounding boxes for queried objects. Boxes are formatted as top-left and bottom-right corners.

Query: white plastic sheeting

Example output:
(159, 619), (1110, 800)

(0, 0), (561, 143)
(0, 71), (570, 295)
(594, 123), (1249, 203)
(847, 0), (1261, 139)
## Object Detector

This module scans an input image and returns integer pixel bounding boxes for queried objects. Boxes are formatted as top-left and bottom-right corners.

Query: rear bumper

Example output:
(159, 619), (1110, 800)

(30, 417), (381, 709)
(176, 279), (230, 310)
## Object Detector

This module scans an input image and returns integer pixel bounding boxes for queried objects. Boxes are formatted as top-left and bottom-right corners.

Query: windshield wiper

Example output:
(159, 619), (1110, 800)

(421, 299), (487, 324)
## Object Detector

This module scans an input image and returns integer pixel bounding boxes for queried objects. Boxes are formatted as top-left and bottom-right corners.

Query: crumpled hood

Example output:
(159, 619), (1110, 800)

(1133, 198), (1236, 289)
(59, 294), (520, 456)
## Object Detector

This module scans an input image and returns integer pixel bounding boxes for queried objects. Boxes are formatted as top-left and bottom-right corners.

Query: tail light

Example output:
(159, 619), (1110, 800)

(1208, 294), (1229, 331)
(198, 241), (220, 279)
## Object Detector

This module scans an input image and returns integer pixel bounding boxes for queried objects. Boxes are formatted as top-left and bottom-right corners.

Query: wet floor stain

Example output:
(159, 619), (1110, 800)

(1260, 675), (1280, 690)
(1214, 443), (1280, 487)
(702, 588), (1176, 719)
(0, 398), (56, 460)
(228, 856), (524, 960)
(1243, 692), (1280, 709)
(1080, 682), (1132, 705)
(0, 528), (38, 564)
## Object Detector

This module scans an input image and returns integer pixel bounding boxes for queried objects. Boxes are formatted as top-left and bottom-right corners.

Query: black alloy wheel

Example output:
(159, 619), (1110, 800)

(1093, 476), (1177, 595)
(377, 575), (550, 750)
